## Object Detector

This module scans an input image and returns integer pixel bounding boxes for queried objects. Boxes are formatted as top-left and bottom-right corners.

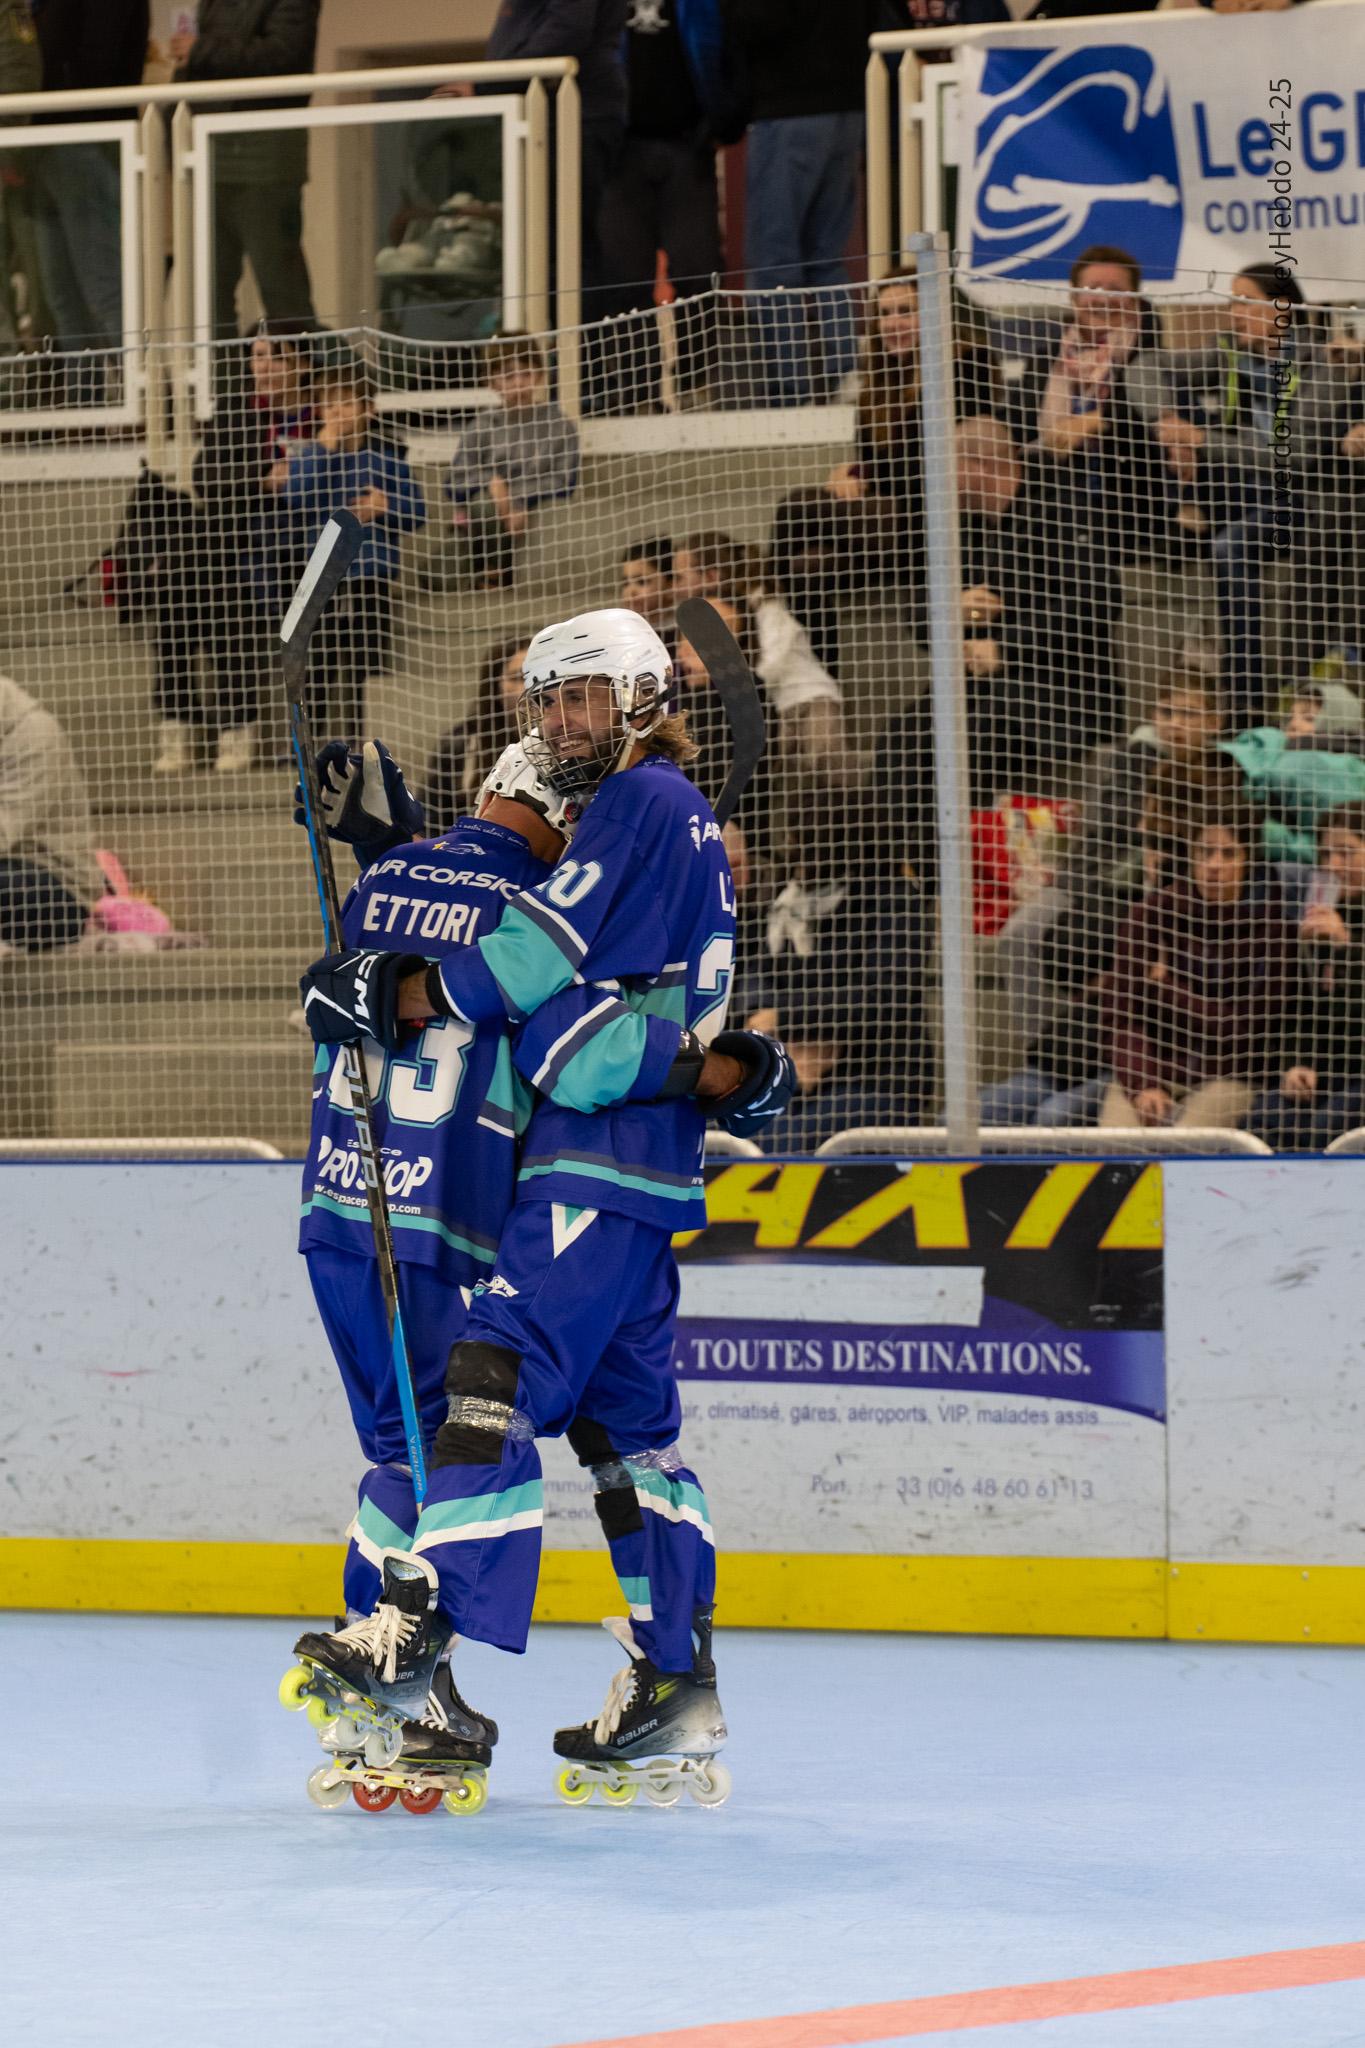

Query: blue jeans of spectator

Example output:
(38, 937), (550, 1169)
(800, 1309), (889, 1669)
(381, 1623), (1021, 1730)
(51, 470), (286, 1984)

(1249, 1082), (1365, 1152)
(0, 858), (87, 952)
(1211, 504), (1288, 731)
(745, 111), (863, 405)
(33, 142), (123, 352)
(980, 1069), (1107, 1127)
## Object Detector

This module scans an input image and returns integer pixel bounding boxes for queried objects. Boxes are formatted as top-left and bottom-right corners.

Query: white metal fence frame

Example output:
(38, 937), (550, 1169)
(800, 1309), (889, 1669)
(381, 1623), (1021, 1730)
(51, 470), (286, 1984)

(814, 1128), (1274, 1159)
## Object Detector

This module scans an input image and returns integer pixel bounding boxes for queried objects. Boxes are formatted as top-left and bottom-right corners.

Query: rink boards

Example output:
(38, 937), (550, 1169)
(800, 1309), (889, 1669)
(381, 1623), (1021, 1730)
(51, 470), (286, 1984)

(2, 1157), (1363, 1643)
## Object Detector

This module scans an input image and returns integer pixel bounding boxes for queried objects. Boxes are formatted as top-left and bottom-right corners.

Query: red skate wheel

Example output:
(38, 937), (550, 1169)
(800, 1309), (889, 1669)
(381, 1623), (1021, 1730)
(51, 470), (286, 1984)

(399, 1786), (443, 1816)
(352, 1781), (397, 1813)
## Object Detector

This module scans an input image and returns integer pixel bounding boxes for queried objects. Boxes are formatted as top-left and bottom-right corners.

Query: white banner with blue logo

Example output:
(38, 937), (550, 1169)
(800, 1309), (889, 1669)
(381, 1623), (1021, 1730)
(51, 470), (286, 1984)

(957, 5), (1365, 298)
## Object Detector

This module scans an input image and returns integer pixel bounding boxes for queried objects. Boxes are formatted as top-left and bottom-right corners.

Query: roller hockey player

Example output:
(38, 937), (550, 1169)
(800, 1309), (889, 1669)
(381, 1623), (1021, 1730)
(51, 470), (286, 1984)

(299, 610), (792, 1806)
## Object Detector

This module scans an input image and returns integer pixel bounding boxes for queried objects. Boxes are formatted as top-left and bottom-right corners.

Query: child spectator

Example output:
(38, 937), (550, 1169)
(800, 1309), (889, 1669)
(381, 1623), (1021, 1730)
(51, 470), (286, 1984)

(1219, 679), (1365, 861)
(1099, 809), (1292, 1130)
(0, 673), (101, 952)
(419, 634), (530, 831)
(674, 527), (845, 773)
(277, 365), (425, 745)
(1251, 802), (1365, 1151)
(446, 336), (580, 590)
(620, 537), (677, 655)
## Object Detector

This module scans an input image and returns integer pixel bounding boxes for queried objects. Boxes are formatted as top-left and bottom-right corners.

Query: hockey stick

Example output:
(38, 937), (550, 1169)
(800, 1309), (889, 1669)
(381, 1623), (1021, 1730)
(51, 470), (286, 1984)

(676, 597), (767, 828)
(282, 511), (429, 1504)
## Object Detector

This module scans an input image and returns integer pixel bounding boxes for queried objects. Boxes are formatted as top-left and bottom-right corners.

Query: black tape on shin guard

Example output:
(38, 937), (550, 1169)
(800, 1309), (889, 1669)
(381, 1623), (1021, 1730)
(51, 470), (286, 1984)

(433, 1340), (522, 1465)
(566, 1416), (644, 1539)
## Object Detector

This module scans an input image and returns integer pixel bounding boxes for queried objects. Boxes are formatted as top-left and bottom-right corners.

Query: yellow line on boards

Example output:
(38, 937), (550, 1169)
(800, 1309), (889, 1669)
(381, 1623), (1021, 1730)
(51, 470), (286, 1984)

(3, 1542), (1360, 1643)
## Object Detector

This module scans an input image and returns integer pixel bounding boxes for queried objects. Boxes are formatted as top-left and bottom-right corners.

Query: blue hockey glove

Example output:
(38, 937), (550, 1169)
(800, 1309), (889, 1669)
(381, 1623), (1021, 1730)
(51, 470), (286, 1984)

(299, 947), (425, 1053)
(294, 739), (425, 866)
(708, 1029), (796, 1139)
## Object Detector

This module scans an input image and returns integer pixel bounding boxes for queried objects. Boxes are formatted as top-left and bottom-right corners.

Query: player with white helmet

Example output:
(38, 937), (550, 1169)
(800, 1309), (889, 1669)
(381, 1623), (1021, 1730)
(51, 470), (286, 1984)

(297, 607), (792, 1807)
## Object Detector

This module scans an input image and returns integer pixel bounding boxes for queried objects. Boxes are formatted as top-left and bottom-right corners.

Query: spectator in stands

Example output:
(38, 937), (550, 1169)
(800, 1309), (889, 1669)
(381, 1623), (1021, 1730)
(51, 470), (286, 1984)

(1251, 802), (1365, 1150)
(674, 527), (846, 772)
(0, 672), (100, 952)
(1155, 264), (1362, 730)
(470, 1), (628, 302)
(1004, 246), (1163, 447)
(620, 537), (677, 653)
(277, 365), (425, 746)
(152, 323), (315, 776)
(744, 790), (930, 1148)
(1099, 808), (1292, 1130)
(420, 634), (530, 831)
(826, 268), (1000, 586)
(725, 1), (906, 405)
(171, 0), (319, 337)
(590, 1), (744, 413)
(1219, 678), (1365, 863)
(446, 335), (580, 590)
(32, 1), (147, 370)
(0, 0), (47, 370)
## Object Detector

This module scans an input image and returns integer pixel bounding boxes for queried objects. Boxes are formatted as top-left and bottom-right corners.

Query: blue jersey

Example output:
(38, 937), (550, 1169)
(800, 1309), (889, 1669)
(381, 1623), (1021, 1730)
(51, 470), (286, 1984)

(431, 756), (736, 1232)
(300, 816), (685, 1282)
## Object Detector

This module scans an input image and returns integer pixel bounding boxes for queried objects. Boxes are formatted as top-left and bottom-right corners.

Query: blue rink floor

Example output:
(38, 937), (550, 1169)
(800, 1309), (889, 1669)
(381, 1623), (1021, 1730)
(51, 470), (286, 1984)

(6, 1615), (1365, 2048)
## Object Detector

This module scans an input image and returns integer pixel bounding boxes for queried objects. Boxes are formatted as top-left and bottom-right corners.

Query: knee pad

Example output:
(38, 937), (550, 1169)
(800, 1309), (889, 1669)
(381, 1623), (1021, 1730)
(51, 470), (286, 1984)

(566, 1416), (643, 1541)
(433, 1340), (529, 1465)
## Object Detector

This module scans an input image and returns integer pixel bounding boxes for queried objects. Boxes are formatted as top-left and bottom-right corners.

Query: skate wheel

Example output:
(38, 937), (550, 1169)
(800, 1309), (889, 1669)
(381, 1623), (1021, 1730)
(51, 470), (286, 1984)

(305, 1695), (333, 1730)
(364, 1725), (403, 1770)
(641, 1777), (683, 1808)
(352, 1781), (397, 1813)
(305, 1767), (351, 1811)
(688, 1762), (731, 1808)
(443, 1772), (488, 1817)
(555, 1765), (594, 1806)
(599, 1778), (637, 1807)
(399, 1785), (444, 1816)
(278, 1665), (312, 1711)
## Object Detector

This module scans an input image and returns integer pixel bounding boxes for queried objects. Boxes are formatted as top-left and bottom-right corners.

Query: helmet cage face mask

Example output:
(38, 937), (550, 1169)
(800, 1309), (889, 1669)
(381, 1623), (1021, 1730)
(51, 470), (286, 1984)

(517, 666), (673, 797)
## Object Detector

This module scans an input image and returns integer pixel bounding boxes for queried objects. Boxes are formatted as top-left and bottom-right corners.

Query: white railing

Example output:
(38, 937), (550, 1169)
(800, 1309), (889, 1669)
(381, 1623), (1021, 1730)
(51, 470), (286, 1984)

(813, 1128), (1275, 1158)
(0, 1137), (284, 1160)
(1325, 1129), (1365, 1156)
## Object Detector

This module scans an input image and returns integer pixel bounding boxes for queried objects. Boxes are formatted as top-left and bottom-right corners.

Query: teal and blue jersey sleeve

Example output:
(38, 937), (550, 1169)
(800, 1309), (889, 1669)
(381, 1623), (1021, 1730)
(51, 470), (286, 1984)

(433, 801), (671, 1026)
(513, 990), (681, 1112)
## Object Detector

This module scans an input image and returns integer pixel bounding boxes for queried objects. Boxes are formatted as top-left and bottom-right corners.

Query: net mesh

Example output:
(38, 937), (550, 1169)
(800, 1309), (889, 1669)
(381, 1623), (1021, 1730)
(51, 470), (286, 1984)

(2, 267), (1364, 1157)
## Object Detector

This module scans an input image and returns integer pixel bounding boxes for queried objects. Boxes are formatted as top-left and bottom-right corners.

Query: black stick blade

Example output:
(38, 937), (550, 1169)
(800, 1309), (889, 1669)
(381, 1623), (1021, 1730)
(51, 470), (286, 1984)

(676, 597), (767, 828)
(279, 509), (365, 702)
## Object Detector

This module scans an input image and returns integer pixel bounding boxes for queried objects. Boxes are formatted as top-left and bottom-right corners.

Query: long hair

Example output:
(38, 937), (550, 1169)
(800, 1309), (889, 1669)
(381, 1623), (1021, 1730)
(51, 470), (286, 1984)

(858, 269), (997, 448)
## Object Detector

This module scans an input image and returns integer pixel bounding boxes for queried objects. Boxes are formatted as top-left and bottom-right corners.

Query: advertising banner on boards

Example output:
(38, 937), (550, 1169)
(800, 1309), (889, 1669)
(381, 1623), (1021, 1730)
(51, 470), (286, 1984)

(954, 9), (1362, 297)
(543, 1160), (1165, 1564)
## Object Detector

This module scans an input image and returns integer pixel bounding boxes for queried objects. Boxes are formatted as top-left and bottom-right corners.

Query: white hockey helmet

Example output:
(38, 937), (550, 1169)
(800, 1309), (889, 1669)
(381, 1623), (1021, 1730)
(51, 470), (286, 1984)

(476, 739), (575, 839)
(518, 607), (674, 797)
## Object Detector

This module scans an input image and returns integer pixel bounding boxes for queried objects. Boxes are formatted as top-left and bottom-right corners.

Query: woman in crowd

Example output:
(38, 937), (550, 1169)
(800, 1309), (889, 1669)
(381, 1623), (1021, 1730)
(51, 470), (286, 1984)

(1251, 802), (1365, 1150)
(1100, 807), (1293, 1130)
(419, 633), (529, 830)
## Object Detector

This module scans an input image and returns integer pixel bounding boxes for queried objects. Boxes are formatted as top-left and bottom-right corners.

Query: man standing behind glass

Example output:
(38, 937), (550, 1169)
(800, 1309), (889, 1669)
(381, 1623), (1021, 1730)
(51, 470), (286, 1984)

(32, 1), (147, 362)
(170, 0), (319, 337)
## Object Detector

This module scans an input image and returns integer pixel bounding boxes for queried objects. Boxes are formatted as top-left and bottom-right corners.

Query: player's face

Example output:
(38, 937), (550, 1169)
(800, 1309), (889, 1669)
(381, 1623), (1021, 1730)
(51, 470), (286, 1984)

(536, 678), (619, 762)
(1321, 828), (1365, 899)
(250, 337), (302, 408)
(1191, 826), (1248, 903)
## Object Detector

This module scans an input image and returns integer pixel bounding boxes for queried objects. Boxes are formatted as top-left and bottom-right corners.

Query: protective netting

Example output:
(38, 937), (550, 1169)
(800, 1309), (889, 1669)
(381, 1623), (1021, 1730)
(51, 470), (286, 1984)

(2, 267), (1364, 1156)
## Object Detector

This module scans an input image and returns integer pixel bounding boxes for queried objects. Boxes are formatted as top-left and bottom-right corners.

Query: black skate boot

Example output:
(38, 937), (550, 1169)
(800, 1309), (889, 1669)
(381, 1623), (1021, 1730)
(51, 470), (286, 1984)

(305, 1661), (497, 1819)
(553, 1608), (729, 1808)
(281, 1550), (454, 1737)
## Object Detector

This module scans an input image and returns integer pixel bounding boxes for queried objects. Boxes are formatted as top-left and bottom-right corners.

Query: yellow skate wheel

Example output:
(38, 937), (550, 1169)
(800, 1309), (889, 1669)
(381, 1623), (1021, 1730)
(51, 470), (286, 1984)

(305, 1695), (333, 1730)
(599, 1778), (637, 1807)
(305, 1767), (351, 1810)
(443, 1771), (488, 1817)
(555, 1765), (594, 1806)
(688, 1761), (732, 1807)
(278, 1665), (311, 1712)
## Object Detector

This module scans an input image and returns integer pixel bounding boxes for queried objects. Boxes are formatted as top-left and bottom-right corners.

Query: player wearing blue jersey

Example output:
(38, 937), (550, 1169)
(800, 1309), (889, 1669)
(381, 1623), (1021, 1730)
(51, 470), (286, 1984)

(297, 611), (791, 1804)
